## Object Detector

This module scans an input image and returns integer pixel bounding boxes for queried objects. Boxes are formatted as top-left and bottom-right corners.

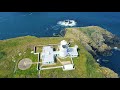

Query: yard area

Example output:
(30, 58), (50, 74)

(13, 48), (38, 78)
(0, 34), (109, 78)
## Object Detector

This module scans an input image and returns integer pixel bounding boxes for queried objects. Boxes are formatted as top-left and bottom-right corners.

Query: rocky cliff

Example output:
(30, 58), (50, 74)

(65, 26), (120, 58)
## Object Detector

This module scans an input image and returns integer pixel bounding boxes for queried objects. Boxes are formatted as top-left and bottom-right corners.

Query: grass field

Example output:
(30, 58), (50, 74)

(0, 26), (118, 78)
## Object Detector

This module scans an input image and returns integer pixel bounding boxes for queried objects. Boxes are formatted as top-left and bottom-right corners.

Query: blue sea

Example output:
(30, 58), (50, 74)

(0, 12), (120, 76)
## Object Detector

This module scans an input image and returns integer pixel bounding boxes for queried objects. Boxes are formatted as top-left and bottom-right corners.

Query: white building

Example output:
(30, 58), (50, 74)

(41, 46), (54, 65)
(40, 40), (78, 65)
(63, 64), (75, 71)
(59, 40), (68, 58)
(59, 40), (78, 58)
(67, 45), (78, 57)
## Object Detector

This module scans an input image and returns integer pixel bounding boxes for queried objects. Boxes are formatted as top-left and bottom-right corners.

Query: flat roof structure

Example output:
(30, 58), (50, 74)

(67, 46), (78, 57)
(41, 46), (54, 65)
(63, 64), (75, 71)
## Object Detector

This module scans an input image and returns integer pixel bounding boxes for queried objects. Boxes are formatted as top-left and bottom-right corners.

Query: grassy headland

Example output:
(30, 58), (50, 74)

(0, 26), (118, 78)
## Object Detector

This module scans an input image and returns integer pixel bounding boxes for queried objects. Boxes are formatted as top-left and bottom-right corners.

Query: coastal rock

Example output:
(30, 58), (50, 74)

(65, 26), (120, 57)
(103, 34), (120, 48)
(100, 67), (118, 78)
(98, 43), (111, 52)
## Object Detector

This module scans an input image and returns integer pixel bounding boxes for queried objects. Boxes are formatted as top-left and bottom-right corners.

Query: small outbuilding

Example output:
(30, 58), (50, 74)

(67, 45), (78, 57)
(63, 64), (75, 71)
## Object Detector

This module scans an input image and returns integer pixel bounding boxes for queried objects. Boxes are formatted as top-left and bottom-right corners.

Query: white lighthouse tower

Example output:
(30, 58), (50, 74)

(59, 40), (68, 58)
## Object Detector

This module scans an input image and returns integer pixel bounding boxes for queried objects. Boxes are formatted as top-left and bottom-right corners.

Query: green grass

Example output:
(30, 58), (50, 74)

(0, 51), (6, 60)
(0, 36), (65, 78)
(79, 27), (96, 36)
(0, 26), (118, 78)
(36, 47), (42, 53)
(14, 64), (38, 78)
(58, 57), (71, 62)
(40, 40), (106, 78)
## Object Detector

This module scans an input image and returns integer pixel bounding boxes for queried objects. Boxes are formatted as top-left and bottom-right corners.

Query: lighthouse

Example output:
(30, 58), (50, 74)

(59, 40), (68, 58)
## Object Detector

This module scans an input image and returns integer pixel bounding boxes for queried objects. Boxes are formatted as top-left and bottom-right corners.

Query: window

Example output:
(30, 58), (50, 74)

(62, 45), (67, 48)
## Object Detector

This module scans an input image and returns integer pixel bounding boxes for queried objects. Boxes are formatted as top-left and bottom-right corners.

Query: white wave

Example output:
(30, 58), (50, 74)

(57, 20), (77, 27)
(114, 47), (120, 51)
(97, 59), (100, 62)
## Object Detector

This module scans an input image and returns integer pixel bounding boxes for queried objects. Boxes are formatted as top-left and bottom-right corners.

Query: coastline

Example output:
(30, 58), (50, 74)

(0, 26), (119, 78)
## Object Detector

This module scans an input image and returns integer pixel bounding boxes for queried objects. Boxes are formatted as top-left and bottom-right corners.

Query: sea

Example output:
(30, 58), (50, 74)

(0, 12), (120, 76)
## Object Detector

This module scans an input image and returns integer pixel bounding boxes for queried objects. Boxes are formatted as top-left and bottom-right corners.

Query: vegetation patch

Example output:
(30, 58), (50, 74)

(0, 51), (6, 60)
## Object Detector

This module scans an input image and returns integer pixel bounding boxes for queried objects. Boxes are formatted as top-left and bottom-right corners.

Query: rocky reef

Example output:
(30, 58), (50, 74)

(65, 26), (120, 58)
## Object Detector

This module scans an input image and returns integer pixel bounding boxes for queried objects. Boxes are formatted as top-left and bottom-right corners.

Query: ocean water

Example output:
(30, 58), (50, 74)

(0, 12), (120, 39)
(98, 49), (120, 76)
(0, 12), (120, 76)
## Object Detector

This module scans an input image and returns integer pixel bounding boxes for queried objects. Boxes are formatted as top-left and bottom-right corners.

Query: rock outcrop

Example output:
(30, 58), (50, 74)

(65, 26), (120, 57)
(100, 67), (118, 78)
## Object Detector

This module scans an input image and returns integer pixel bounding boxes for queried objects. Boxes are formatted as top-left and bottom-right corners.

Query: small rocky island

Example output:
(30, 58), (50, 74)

(0, 26), (119, 78)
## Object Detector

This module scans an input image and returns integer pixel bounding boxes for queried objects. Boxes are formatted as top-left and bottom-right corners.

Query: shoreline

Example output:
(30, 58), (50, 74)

(0, 26), (119, 78)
